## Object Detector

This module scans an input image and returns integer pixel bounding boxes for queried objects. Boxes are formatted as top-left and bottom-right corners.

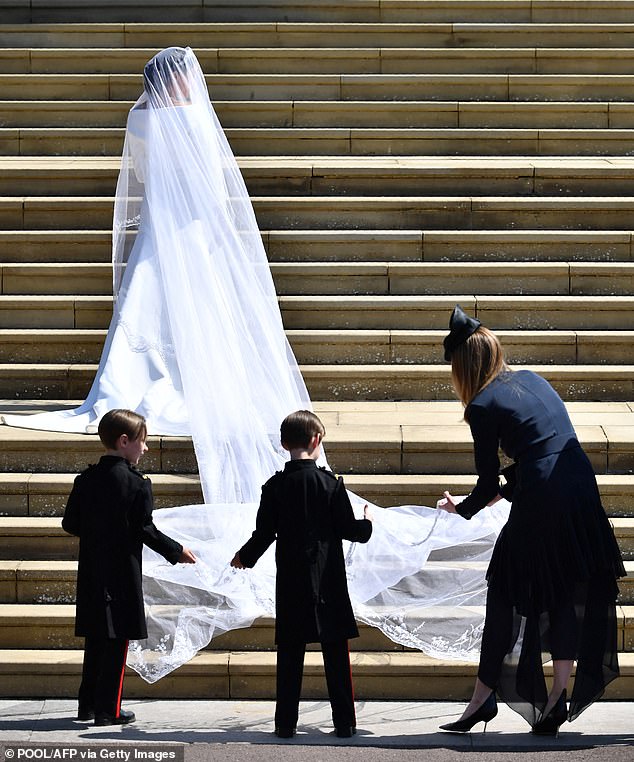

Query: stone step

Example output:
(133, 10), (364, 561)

(1, 294), (633, 330)
(7, 1), (634, 25)
(9, 126), (634, 157)
(1, 261), (633, 297)
(287, 329), (634, 365)
(4, 100), (634, 130)
(0, 570), (77, 606)
(258, 197), (634, 231)
(1, 328), (633, 366)
(3, 23), (634, 50)
(305, 364), (634, 403)
(0, 230), (113, 263)
(8, 157), (634, 198)
(1, 465), (632, 516)
(4, 72), (634, 102)
(278, 295), (634, 330)
(353, 472), (634, 515)
(269, 229), (634, 262)
(7, 47), (634, 76)
(0, 648), (631, 700)
(0, 604), (389, 649)
(243, 261), (634, 296)
(8, 196), (634, 231)
(0, 518), (79, 560)
(1, 404), (633, 470)
(0, 597), (632, 647)
(0, 603), (385, 650)
(0, 362), (631, 402)
(0, 229), (631, 264)
(1, 515), (631, 562)
(0, 471), (203, 515)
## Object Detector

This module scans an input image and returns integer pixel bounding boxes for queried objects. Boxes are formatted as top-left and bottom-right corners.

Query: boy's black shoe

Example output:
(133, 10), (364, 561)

(335, 726), (356, 738)
(274, 726), (296, 739)
(76, 709), (95, 721)
(94, 709), (136, 726)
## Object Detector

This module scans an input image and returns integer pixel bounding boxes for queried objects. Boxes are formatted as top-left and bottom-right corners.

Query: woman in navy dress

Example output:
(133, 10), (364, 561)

(437, 305), (625, 735)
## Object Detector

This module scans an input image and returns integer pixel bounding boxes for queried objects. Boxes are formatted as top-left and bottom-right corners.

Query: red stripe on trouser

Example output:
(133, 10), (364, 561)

(115, 640), (128, 717)
(347, 641), (356, 721)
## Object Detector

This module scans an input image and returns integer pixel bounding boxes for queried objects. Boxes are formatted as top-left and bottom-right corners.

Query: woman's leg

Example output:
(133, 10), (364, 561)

(458, 677), (496, 720)
(543, 602), (577, 717)
(542, 660), (574, 717)
(458, 586), (513, 720)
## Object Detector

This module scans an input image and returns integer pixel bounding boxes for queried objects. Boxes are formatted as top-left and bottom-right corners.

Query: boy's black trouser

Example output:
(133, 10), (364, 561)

(275, 638), (356, 730)
(78, 635), (128, 717)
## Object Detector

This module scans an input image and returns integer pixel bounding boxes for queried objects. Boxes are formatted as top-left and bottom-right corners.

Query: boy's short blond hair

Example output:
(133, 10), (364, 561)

(280, 410), (325, 449)
(98, 409), (147, 450)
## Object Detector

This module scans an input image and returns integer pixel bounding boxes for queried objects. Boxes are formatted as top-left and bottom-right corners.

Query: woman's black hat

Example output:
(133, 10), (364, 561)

(443, 305), (481, 362)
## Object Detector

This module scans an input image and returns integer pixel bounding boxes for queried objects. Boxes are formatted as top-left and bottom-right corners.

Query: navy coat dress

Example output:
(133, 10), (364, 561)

(455, 369), (625, 722)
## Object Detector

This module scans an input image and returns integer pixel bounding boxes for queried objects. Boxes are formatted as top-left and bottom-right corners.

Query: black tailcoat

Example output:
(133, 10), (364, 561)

(62, 455), (183, 640)
(238, 459), (372, 645)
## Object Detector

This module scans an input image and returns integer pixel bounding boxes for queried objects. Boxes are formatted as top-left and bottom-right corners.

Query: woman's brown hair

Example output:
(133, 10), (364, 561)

(450, 326), (508, 415)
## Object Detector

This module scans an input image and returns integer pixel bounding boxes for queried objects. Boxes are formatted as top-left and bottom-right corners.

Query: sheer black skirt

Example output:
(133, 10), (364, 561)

(483, 445), (625, 725)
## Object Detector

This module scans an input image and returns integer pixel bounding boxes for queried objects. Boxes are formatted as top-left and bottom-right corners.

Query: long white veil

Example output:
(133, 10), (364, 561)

(3, 47), (510, 680)
(111, 47), (313, 504)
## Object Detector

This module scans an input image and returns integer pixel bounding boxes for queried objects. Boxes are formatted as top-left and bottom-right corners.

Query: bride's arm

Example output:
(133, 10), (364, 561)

(126, 110), (148, 184)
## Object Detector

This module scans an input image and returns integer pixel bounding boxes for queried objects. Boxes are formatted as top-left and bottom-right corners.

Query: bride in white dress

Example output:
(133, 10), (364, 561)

(3, 48), (509, 681)
(3, 46), (308, 503)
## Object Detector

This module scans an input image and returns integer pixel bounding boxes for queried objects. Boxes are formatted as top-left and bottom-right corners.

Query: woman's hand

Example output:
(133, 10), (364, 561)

(363, 503), (373, 522)
(436, 491), (459, 514)
(178, 547), (197, 563)
(230, 552), (245, 569)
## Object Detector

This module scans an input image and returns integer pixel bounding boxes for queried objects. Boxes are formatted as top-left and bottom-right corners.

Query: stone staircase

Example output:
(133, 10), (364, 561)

(0, 0), (633, 701)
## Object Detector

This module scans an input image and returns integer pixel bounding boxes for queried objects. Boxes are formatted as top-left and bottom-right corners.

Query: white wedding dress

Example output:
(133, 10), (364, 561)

(2, 48), (510, 682)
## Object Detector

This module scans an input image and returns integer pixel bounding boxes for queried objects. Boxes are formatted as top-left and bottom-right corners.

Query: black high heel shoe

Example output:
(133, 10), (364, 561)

(532, 690), (568, 737)
(439, 692), (498, 733)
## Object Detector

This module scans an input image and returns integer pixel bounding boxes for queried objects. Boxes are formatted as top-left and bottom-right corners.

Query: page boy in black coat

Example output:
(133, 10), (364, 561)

(62, 409), (196, 726)
(231, 410), (373, 739)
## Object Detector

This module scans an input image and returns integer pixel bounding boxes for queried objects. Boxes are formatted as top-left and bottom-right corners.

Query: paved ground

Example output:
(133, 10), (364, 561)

(0, 699), (632, 760)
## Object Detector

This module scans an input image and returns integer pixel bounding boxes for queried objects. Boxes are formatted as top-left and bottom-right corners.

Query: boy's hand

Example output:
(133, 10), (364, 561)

(363, 503), (373, 522)
(230, 552), (245, 569)
(178, 547), (197, 564)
